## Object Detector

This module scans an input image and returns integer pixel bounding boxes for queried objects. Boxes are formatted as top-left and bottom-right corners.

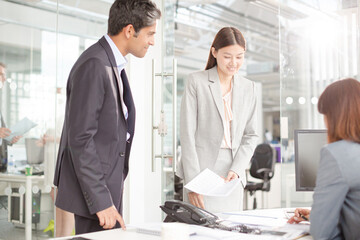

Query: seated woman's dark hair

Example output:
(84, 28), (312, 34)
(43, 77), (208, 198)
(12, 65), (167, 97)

(318, 78), (360, 143)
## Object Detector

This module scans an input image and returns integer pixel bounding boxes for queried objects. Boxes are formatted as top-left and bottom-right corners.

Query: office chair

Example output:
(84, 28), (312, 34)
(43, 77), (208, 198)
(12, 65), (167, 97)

(244, 143), (275, 209)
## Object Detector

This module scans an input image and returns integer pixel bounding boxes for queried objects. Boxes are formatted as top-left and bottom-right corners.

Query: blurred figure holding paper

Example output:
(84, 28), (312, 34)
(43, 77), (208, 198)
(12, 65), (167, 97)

(0, 128), (21, 144)
(178, 28), (258, 213)
(0, 62), (22, 172)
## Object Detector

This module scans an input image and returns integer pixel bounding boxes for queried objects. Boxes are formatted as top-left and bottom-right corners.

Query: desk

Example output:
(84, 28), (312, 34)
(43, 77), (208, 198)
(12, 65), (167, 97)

(53, 208), (312, 240)
(0, 173), (44, 240)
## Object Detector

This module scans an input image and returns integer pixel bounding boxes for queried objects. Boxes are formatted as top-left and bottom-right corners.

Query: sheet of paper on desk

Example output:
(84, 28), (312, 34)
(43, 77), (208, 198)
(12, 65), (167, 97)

(189, 225), (281, 240)
(184, 168), (240, 197)
(224, 213), (286, 227)
(4, 117), (37, 141)
(221, 214), (309, 239)
(189, 225), (252, 240)
(131, 222), (196, 237)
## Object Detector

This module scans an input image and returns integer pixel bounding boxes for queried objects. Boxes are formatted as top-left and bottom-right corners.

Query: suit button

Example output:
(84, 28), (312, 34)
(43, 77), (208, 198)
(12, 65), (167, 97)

(120, 152), (125, 157)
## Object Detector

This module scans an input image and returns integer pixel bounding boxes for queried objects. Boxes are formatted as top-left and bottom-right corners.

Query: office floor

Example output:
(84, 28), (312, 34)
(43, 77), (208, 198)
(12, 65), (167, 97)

(0, 198), (51, 240)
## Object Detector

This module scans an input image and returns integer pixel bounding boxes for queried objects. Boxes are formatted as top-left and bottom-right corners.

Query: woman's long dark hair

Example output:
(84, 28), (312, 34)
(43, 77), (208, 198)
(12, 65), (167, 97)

(205, 27), (246, 70)
(318, 78), (360, 143)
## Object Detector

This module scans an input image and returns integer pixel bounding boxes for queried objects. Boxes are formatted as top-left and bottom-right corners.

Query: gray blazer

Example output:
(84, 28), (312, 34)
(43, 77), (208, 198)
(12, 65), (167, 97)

(178, 66), (258, 185)
(53, 37), (135, 219)
(310, 140), (360, 240)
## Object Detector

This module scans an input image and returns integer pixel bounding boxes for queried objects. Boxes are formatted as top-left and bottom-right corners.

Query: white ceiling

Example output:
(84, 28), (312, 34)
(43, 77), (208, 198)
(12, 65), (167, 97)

(3, 0), (357, 112)
(173, 0), (358, 111)
(174, 0), (282, 111)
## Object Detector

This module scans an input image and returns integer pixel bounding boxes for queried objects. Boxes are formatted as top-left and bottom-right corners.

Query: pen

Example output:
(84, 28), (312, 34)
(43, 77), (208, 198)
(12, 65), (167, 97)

(299, 213), (309, 221)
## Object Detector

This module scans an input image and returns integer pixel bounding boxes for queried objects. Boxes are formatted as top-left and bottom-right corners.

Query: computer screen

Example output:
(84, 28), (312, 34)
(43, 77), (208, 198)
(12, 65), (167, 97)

(294, 129), (327, 191)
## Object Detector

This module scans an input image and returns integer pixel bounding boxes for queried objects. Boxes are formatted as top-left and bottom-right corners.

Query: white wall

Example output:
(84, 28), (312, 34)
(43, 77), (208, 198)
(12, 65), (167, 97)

(123, 0), (164, 224)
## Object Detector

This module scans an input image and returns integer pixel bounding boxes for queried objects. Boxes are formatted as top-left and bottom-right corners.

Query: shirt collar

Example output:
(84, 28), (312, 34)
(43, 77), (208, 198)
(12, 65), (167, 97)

(104, 34), (127, 71)
(223, 78), (234, 100)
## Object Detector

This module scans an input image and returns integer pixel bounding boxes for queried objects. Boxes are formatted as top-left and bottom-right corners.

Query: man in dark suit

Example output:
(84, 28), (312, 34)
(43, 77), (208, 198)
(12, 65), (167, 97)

(53, 0), (161, 234)
(0, 62), (21, 172)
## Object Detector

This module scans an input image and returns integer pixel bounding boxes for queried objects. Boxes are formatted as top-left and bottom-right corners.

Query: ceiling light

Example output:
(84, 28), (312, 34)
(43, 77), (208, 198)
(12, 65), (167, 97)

(286, 97), (293, 104)
(298, 97), (306, 104)
(311, 97), (318, 105)
(10, 82), (17, 90)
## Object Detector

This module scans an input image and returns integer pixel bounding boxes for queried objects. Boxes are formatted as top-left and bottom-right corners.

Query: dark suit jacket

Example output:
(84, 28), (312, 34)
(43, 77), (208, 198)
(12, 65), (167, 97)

(53, 37), (135, 219)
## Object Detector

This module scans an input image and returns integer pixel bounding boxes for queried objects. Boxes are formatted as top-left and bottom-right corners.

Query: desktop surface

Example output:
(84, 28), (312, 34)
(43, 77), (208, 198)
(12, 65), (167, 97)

(52, 208), (311, 240)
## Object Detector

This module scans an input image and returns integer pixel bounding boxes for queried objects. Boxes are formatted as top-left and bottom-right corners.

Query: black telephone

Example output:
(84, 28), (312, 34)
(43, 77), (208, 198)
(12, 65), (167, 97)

(160, 200), (218, 227)
(160, 200), (263, 235)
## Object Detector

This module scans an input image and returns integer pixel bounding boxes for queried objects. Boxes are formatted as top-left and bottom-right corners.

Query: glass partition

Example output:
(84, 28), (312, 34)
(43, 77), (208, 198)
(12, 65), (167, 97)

(0, 0), (110, 238)
(279, 0), (359, 207)
(161, 0), (176, 204)
(173, 0), (278, 209)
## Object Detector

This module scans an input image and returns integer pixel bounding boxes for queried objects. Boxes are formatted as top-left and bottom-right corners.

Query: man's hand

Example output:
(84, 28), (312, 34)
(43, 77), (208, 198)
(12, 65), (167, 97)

(225, 170), (239, 183)
(11, 136), (22, 144)
(188, 192), (205, 209)
(0, 128), (10, 138)
(287, 208), (310, 224)
(96, 205), (126, 230)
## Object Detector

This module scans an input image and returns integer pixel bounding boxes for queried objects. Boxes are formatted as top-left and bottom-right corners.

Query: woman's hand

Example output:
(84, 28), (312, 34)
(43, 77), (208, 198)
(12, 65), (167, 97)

(287, 208), (310, 224)
(10, 135), (22, 144)
(188, 192), (205, 209)
(225, 170), (239, 183)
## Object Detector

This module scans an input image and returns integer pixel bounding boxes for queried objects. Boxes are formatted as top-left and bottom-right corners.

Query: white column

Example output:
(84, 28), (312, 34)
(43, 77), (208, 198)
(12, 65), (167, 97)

(123, 0), (164, 224)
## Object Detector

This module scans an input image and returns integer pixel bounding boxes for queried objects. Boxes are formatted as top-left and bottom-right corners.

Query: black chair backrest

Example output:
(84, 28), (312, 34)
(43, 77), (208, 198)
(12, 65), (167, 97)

(249, 143), (274, 180)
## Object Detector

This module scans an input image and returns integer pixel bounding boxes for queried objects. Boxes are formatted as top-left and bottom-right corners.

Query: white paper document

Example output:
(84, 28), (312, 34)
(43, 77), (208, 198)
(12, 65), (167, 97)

(224, 213), (285, 227)
(4, 117), (37, 141)
(184, 168), (240, 197)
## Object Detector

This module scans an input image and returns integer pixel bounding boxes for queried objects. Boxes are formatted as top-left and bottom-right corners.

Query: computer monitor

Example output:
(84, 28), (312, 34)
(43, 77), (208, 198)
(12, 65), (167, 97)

(294, 129), (327, 191)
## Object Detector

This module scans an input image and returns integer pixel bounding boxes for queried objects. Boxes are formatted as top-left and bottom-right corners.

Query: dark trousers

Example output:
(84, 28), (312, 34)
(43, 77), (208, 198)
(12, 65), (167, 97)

(74, 214), (120, 235)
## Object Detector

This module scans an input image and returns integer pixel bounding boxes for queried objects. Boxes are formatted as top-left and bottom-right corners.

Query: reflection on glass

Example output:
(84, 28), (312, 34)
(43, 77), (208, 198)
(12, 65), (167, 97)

(280, 0), (359, 208)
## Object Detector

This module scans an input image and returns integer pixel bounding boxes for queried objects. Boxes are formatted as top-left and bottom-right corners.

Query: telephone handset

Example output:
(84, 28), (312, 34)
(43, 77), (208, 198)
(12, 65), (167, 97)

(160, 200), (263, 235)
(160, 200), (218, 226)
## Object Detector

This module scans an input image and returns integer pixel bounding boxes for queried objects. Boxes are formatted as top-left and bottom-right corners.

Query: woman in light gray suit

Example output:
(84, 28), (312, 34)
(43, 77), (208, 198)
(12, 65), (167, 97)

(178, 27), (259, 213)
(288, 78), (360, 240)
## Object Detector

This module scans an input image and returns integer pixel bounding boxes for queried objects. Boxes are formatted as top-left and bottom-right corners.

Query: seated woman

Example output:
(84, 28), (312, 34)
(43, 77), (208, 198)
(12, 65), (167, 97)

(288, 78), (360, 240)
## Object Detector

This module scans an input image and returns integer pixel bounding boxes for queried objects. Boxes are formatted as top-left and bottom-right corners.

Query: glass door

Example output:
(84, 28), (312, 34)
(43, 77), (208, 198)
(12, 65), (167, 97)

(160, 0), (176, 205)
